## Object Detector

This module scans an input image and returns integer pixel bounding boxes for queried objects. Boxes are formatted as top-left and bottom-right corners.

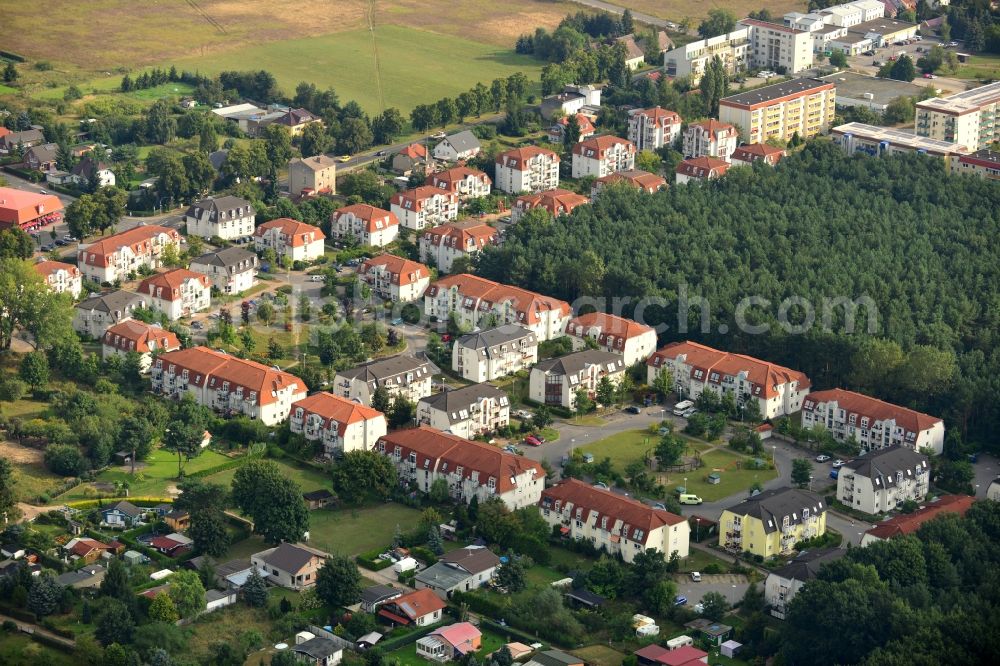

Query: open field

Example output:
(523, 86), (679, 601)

(572, 645), (628, 666)
(307, 503), (424, 557)
(609, 0), (804, 21)
(578, 428), (659, 472)
(954, 53), (1000, 80)
(201, 455), (329, 493)
(0, 633), (76, 666)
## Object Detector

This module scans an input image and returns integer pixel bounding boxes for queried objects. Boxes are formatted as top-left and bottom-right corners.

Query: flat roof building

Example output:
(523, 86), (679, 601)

(915, 81), (1000, 152)
(719, 78), (836, 144)
(832, 122), (970, 160)
(821, 71), (926, 112)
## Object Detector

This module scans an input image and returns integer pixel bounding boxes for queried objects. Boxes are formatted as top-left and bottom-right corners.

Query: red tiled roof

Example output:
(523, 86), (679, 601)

(864, 495), (974, 541)
(803, 388), (942, 435)
(541, 478), (686, 536)
(572, 135), (636, 159)
(103, 320), (181, 354)
(392, 587), (447, 620)
(633, 106), (681, 127)
(595, 170), (666, 193)
(391, 186), (458, 213)
(360, 253), (429, 287)
(514, 188), (589, 217)
(254, 217), (325, 247)
(555, 114), (596, 135)
(687, 119), (738, 138)
(377, 426), (544, 494)
(496, 145), (560, 169)
(138, 268), (210, 302)
(432, 622), (481, 651)
(732, 144), (785, 165)
(69, 538), (110, 558)
(292, 391), (384, 437)
(78, 224), (179, 268)
(426, 166), (492, 192)
(150, 536), (184, 552)
(567, 312), (654, 347)
(421, 222), (497, 251)
(33, 260), (79, 280)
(333, 204), (399, 233)
(427, 273), (571, 324)
(399, 143), (427, 159)
(156, 346), (306, 406)
(676, 157), (731, 179)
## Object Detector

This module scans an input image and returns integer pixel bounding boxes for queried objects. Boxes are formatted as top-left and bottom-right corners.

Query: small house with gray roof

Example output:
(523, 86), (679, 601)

(433, 131), (481, 162)
(765, 547), (845, 619)
(414, 546), (501, 599)
(101, 500), (144, 528)
(529, 349), (626, 410)
(73, 290), (148, 339)
(452, 325), (538, 382)
(251, 542), (329, 590)
(189, 246), (259, 295)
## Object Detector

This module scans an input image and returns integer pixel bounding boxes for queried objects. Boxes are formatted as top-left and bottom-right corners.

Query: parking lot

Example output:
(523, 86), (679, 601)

(672, 572), (750, 610)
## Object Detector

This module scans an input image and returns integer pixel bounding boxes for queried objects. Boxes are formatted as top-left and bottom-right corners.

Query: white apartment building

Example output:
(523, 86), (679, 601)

(137, 269), (212, 321)
(390, 186), (459, 231)
(739, 19), (814, 74)
(331, 204), (399, 248)
(494, 146), (560, 194)
(34, 260), (82, 299)
(425, 167), (492, 203)
(151, 346), (307, 426)
(425, 273), (571, 342)
(189, 247), (259, 295)
(357, 254), (430, 303)
(539, 84), (602, 120)
(915, 81), (1000, 153)
(376, 427), (545, 510)
(539, 479), (690, 563)
(565, 312), (657, 366)
(529, 350), (626, 410)
(452, 325), (538, 383)
(72, 290), (148, 339)
(801, 388), (945, 454)
(719, 78), (837, 144)
(647, 341), (811, 420)
(77, 224), (182, 284)
(333, 355), (434, 407)
(664, 27), (751, 85)
(683, 120), (739, 161)
(836, 446), (930, 515)
(253, 217), (326, 263)
(627, 107), (682, 151)
(101, 320), (180, 373)
(289, 391), (388, 457)
(765, 548), (845, 620)
(571, 136), (636, 178)
(417, 384), (510, 439)
(419, 221), (497, 273)
(183, 196), (256, 240)
(511, 188), (589, 223)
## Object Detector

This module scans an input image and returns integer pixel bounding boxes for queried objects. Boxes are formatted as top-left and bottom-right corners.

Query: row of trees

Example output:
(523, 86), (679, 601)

(409, 73), (529, 132)
(516, 9), (636, 63)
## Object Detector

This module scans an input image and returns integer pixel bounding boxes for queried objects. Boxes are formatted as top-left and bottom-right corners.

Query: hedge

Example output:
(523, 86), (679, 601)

(41, 619), (75, 639)
(376, 621), (443, 653)
(26, 630), (74, 654)
(0, 50), (26, 62)
(0, 603), (37, 623)
(355, 552), (392, 571)
(186, 456), (248, 479)
(450, 591), (506, 619)
(523, 399), (573, 419)
(477, 617), (546, 648)
(46, 183), (80, 198)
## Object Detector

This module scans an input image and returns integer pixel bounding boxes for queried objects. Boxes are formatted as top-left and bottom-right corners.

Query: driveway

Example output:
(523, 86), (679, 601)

(520, 406), (665, 467)
(672, 574), (749, 609)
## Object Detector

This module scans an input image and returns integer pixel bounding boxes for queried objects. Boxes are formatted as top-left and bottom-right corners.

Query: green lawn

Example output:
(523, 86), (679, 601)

(306, 503), (423, 557)
(954, 53), (1000, 80)
(579, 429), (659, 474)
(1, 397), (49, 419)
(0, 83), (18, 95)
(13, 463), (63, 503)
(386, 628), (507, 666)
(0, 633), (77, 666)
(669, 449), (778, 502)
(678, 548), (734, 573)
(202, 456), (328, 494)
(572, 645), (628, 666)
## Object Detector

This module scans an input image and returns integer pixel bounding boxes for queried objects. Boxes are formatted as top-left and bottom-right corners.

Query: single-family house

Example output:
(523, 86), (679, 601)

(720, 487), (827, 557)
(77, 224), (182, 283)
(416, 622), (482, 662)
(379, 588), (447, 627)
(764, 547), (846, 619)
(432, 131), (481, 162)
(511, 188), (589, 223)
(392, 143), (428, 175)
(540, 84), (602, 120)
(290, 391), (388, 457)
(571, 136), (636, 178)
(101, 500), (144, 528)
(63, 538), (114, 564)
(617, 34), (647, 70)
(275, 108), (321, 136)
(0, 128), (44, 153)
(70, 154), (116, 188)
(251, 542), (329, 590)
(289, 155), (337, 196)
(292, 634), (343, 666)
(426, 166), (492, 202)
(419, 221), (497, 273)
(184, 195), (256, 240)
(547, 113), (596, 145)
(34, 259), (82, 298)
(529, 350), (626, 410)
(417, 383), (510, 439)
(495, 146), (561, 194)
(55, 565), (106, 590)
(331, 204), (399, 248)
(332, 355), (434, 406)
(675, 157), (732, 184)
(415, 547), (501, 599)
(565, 312), (657, 366)
(254, 217), (326, 263)
(137, 268), (212, 320)
(358, 254), (430, 303)
(24, 143), (59, 172)
(102, 319), (181, 372)
(390, 186), (459, 230)
(525, 650), (585, 666)
(452, 325), (538, 383)
(189, 247), (259, 295)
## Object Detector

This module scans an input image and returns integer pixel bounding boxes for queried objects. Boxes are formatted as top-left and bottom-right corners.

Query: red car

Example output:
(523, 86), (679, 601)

(524, 435), (542, 447)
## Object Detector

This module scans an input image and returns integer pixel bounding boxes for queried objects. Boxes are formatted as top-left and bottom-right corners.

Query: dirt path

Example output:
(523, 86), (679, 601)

(0, 612), (77, 648)
(16, 502), (66, 522)
(0, 440), (44, 464)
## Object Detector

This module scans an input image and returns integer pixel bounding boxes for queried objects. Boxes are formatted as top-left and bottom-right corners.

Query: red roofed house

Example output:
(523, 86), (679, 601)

(390, 186), (459, 231)
(289, 391), (387, 457)
(731, 144), (786, 167)
(675, 157), (731, 185)
(951, 149), (1000, 181)
(635, 644), (708, 666)
(571, 135), (636, 178)
(683, 120), (739, 162)
(511, 188), (589, 223)
(802, 388), (945, 454)
(376, 426), (546, 510)
(591, 170), (667, 198)
(392, 142), (428, 175)
(149, 535), (187, 556)
(861, 495), (975, 546)
(63, 538), (114, 564)
(419, 221), (497, 273)
(424, 273), (571, 341)
(547, 113), (597, 145)
(566, 312), (658, 365)
(380, 588), (447, 627)
(253, 217), (326, 263)
(331, 204), (399, 248)
(34, 260), (82, 299)
(417, 622), (482, 662)
(540, 478), (690, 562)
(494, 145), (561, 194)
(426, 166), (492, 202)
(628, 106), (682, 151)
(77, 224), (181, 283)
(647, 341), (811, 419)
(152, 346), (307, 425)
(358, 253), (431, 303)
(0, 186), (64, 232)
(137, 268), (212, 320)
(102, 320), (181, 372)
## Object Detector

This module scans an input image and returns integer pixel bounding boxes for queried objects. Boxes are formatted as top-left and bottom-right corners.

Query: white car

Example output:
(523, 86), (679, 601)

(832, 459), (846, 468)
(309, 275), (325, 282)
(694, 602), (705, 614)
(690, 572), (701, 582)
(816, 454), (831, 463)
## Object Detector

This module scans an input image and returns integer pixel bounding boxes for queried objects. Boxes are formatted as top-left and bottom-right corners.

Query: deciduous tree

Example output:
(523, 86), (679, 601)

(315, 554), (362, 607)
(231, 460), (309, 543)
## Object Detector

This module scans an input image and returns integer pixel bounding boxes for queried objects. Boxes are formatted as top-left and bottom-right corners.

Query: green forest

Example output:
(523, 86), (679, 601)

(477, 142), (1000, 450)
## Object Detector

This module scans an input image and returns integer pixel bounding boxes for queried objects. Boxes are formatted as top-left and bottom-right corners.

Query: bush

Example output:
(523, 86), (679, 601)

(409, 546), (437, 565)
(703, 563), (724, 574)
(2, 619), (16, 632)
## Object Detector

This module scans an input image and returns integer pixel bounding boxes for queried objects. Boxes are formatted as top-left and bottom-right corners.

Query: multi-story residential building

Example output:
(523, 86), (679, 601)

(151, 346), (307, 425)
(683, 120), (739, 161)
(137, 269), (212, 321)
(860, 494), (975, 547)
(425, 273), (571, 342)
(719, 78), (836, 145)
(786, 0), (884, 29)
(452, 325), (538, 383)
(571, 136), (636, 178)
(801, 388), (945, 454)
(547, 113), (596, 145)
(765, 548), (845, 619)
(183, 195), (256, 240)
(289, 391), (387, 457)
(253, 217), (326, 263)
(419, 221), (497, 273)
(591, 170), (667, 197)
(101, 320), (180, 372)
(539, 479), (690, 563)
(836, 446), (929, 515)
(390, 186), (459, 230)
(663, 27), (751, 85)
(628, 107), (682, 151)
(915, 81), (1000, 152)
(529, 350), (626, 410)
(72, 290), (148, 338)
(647, 341), (811, 420)
(738, 19), (814, 74)
(417, 384), (510, 439)
(831, 122), (970, 160)
(358, 254), (430, 303)
(675, 157), (732, 184)
(331, 204), (399, 248)
(731, 144), (786, 167)
(720, 487), (827, 557)
(375, 426), (545, 510)
(77, 224), (182, 284)
(511, 188), (589, 223)
(494, 146), (561, 194)
(432, 131), (481, 162)
(565, 312), (657, 366)
(189, 247), (258, 295)
(539, 84), (602, 120)
(333, 355), (434, 406)
(426, 166), (492, 203)
(34, 260), (82, 299)
(950, 149), (1000, 180)
(288, 155), (337, 196)
(273, 107), (321, 137)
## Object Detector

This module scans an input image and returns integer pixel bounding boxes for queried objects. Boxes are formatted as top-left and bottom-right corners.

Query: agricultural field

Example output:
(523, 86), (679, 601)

(611, 0), (804, 21)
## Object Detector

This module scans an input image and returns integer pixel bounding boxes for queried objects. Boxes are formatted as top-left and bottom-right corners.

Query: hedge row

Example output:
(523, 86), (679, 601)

(64, 496), (174, 510)
(375, 621), (442, 653)
(477, 617), (546, 648)
(26, 630), (74, 654)
(523, 399), (573, 419)
(0, 603), (37, 623)
(186, 456), (248, 479)
(46, 183), (80, 198)
(40, 619), (75, 639)
(0, 50), (26, 62)
(450, 590), (506, 619)
(355, 553), (392, 572)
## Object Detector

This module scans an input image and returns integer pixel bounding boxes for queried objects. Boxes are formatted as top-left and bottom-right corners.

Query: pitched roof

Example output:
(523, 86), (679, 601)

(105, 500), (143, 518)
(616, 34), (646, 60)
(103, 320), (180, 354)
(430, 622), (481, 650)
(426, 166), (492, 192)
(532, 349), (626, 377)
(438, 130), (481, 153)
(555, 114), (596, 135)
(257, 542), (328, 575)
(292, 391), (385, 436)
(67, 538), (111, 558)
(70, 154), (112, 179)
(440, 546), (501, 574)
(333, 204), (399, 233)
(724, 487), (824, 534)
(632, 106), (682, 127)
(496, 145), (560, 169)
(0, 128), (43, 149)
(541, 479), (686, 537)
(76, 290), (146, 315)
(732, 144), (786, 164)
(567, 312), (654, 345)
(78, 224), (180, 268)
(290, 155), (338, 171)
(595, 169), (667, 192)
(686, 119), (738, 137)
(361, 584), (402, 605)
(156, 346), (307, 406)
(572, 135), (635, 158)
(514, 188), (589, 217)
(421, 221), (497, 252)
(842, 445), (928, 487)
(530, 650), (583, 666)
(138, 268), (210, 301)
(293, 637), (342, 659)
(864, 495), (975, 541)
(190, 246), (258, 271)
(184, 195), (255, 221)
(803, 389), (943, 435)
(399, 143), (427, 159)
(427, 273), (572, 325)
(419, 384), (509, 423)
(360, 254), (429, 287)
(393, 587), (447, 620)
(635, 644), (708, 666)
(391, 186), (458, 212)
(455, 325), (536, 354)
(25, 143), (58, 164)
(336, 355), (433, 389)
(253, 217), (326, 245)
(770, 547), (846, 582)
(0, 187), (64, 226)
(34, 259), (79, 279)
(277, 108), (319, 126)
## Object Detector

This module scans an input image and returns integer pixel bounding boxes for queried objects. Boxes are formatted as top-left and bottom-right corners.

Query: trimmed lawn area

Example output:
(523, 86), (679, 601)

(1, 397), (49, 419)
(579, 429), (658, 473)
(572, 645), (628, 666)
(386, 628), (507, 666)
(666, 449), (778, 502)
(0, 83), (18, 95)
(307, 503), (424, 557)
(678, 548), (734, 574)
(222, 533), (268, 561)
(954, 53), (1000, 80)
(202, 456), (329, 494)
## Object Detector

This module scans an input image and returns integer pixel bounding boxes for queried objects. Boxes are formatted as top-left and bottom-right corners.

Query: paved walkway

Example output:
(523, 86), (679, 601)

(0, 612), (76, 649)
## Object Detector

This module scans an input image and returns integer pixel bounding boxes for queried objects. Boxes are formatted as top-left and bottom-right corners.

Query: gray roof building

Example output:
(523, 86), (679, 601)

(25, 143), (59, 166)
(843, 445), (928, 488)
(720, 77), (832, 107)
(527, 650), (584, 666)
(184, 195), (256, 223)
(338, 355), (433, 392)
(771, 547), (845, 583)
(76, 290), (147, 316)
(415, 546), (500, 593)
(437, 130), (481, 155)
(105, 500), (143, 518)
(724, 487), (824, 534)
(55, 564), (105, 589)
(418, 384), (509, 425)
(0, 128), (44, 150)
(361, 584), (403, 611)
(191, 247), (258, 271)
(257, 543), (327, 575)
(456, 325), (537, 357)
(293, 636), (342, 660)
(532, 349), (624, 377)
(440, 546), (501, 574)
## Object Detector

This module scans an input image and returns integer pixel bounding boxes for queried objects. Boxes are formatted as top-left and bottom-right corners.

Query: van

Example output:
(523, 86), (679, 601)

(673, 400), (694, 416)
(679, 494), (703, 505)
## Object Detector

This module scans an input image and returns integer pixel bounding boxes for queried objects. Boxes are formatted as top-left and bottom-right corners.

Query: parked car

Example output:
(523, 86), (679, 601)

(309, 275), (325, 282)
(524, 435), (542, 447)
(391, 318), (404, 326)
(832, 459), (846, 468)
(674, 595), (687, 606)
(682, 407), (698, 418)
(816, 454), (831, 462)
(923, 73), (935, 78)
(431, 131), (446, 139)
(625, 405), (641, 414)
(63, 235), (77, 242)
(514, 409), (533, 420)
(593, 482), (609, 490)
(338, 155), (352, 163)
(376, 150), (387, 156)
(679, 494), (703, 505)
(54, 239), (67, 246)
(690, 572), (702, 582)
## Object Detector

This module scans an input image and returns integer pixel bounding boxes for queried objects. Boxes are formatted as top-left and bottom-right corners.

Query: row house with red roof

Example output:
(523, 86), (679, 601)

(390, 186), (459, 230)
(77, 224), (182, 284)
(151, 346), (307, 425)
(33, 260), (82, 299)
(137, 268), (211, 320)
(511, 188), (589, 223)
(253, 217), (326, 263)
(647, 341), (811, 419)
(530, 350), (627, 409)
(628, 106), (682, 151)
(102, 320), (181, 372)
(591, 170), (667, 198)
(419, 221), (497, 273)
(331, 204), (399, 248)
(571, 136), (637, 178)
(565, 312), (658, 366)
(547, 113), (597, 145)
(426, 166), (492, 203)
(376, 426), (545, 510)
(802, 388), (945, 454)
(539, 479), (690, 562)
(494, 146), (561, 194)
(424, 273), (572, 342)
(358, 254), (430, 303)
(683, 120), (739, 162)
(860, 495), (974, 547)
(289, 391), (387, 457)
(731, 144), (786, 167)
(675, 157), (731, 185)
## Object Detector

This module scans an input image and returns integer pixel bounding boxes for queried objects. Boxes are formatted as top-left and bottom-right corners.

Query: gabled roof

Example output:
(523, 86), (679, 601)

(25, 142), (58, 164)
(724, 487), (824, 534)
(76, 290), (146, 315)
(184, 195), (255, 222)
(290, 155), (338, 171)
(190, 247), (258, 271)
(361, 584), (402, 605)
(419, 384), (509, 424)
(426, 166), (492, 191)
(360, 254), (429, 287)
(635, 644), (708, 666)
(78, 224), (180, 268)
(71, 154), (112, 179)
(594, 170), (666, 193)
(138, 268), (210, 301)
(421, 221), (497, 251)
(440, 546), (501, 575)
(292, 391), (385, 436)
(398, 143), (427, 159)
(393, 587), (447, 620)
(540, 478), (685, 537)
(156, 346), (306, 406)
(496, 145), (560, 169)
(572, 135), (635, 158)
(530, 649), (584, 666)
(333, 204), (399, 233)
(842, 445), (928, 486)
(864, 495), (975, 541)
(566, 312), (654, 344)
(0, 128), (43, 148)
(686, 119), (738, 137)
(257, 542), (328, 575)
(427, 274), (572, 325)
(105, 500), (143, 518)
(676, 156), (731, 179)
(34, 259), (79, 279)
(770, 547), (845, 583)
(631, 106), (681, 127)
(616, 34), (646, 60)
(0, 187), (64, 226)
(532, 349), (625, 378)
(438, 130), (481, 154)
(514, 188), (589, 217)
(732, 144), (786, 165)
(554, 114), (596, 135)
(430, 622), (481, 651)
(293, 637), (342, 659)
(803, 389), (942, 435)
(253, 217), (326, 245)
(455, 325), (536, 354)
(336, 355), (433, 389)
(391, 186), (458, 212)
(103, 320), (180, 354)
(277, 108), (319, 127)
